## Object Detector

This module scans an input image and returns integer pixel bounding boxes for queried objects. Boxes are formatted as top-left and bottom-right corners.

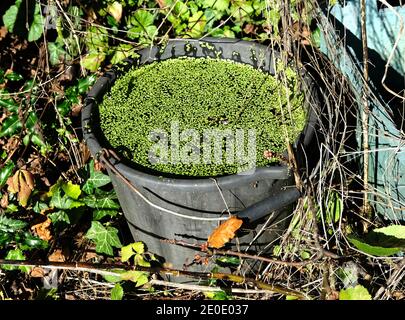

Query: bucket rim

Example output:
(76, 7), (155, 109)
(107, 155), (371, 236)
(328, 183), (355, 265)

(81, 37), (318, 190)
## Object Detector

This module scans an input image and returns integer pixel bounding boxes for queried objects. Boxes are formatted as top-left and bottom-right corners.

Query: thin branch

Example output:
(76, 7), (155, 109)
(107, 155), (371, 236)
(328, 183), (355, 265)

(360, 0), (371, 220)
(0, 259), (309, 299)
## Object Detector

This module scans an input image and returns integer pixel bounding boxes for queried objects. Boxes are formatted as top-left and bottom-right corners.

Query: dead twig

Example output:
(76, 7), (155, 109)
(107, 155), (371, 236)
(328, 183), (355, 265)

(0, 259), (309, 299)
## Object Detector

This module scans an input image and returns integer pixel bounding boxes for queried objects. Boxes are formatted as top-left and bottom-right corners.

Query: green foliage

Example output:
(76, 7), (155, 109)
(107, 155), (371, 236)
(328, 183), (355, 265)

(348, 225), (405, 257)
(0, 161), (15, 188)
(85, 221), (122, 256)
(100, 57), (305, 176)
(2, 0), (44, 42)
(111, 283), (124, 300)
(82, 160), (111, 194)
(0, 71), (50, 155)
(204, 290), (232, 300)
(339, 285), (372, 300)
(0, 215), (48, 253)
(1, 248), (30, 273)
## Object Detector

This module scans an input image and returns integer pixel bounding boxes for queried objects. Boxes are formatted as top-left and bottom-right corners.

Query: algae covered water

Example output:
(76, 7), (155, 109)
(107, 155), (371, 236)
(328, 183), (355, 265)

(99, 57), (306, 176)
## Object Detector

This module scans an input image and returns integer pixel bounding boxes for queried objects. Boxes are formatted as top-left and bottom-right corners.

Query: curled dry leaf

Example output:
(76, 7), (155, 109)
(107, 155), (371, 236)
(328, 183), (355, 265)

(31, 215), (52, 241)
(7, 169), (35, 207)
(0, 193), (8, 208)
(48, 249), (66, 262)
(207, 216), (243, 249)
(30, 267), (45, 278)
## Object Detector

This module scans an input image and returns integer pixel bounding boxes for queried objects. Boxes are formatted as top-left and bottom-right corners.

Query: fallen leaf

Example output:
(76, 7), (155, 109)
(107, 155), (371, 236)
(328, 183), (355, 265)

(0, 26), (8, 39)
(30, 267), (45, 278)
(31, 215), (52, 241)
(48, 249), (66, 262)
(243, 23), (255, 34)
(207, 216), (243, 249)
(84, 251), (98, 261)
(0, 193), (8, 208)
(7, 169), (35, 207)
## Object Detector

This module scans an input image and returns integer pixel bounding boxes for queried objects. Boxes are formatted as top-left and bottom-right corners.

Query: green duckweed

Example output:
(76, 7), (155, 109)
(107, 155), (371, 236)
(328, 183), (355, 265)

(99, 57), (306, 177)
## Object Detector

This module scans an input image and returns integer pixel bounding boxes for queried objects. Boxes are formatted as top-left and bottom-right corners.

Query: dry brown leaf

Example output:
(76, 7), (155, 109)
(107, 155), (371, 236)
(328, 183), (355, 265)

(0, 26), (7, 39)
(84, 251), (98, 261)
(156, 0), (167, 8)
(7, 169), (35, 207)
(30, 267), (45, 278)
(31, 216), (52, 241)
(0, 193), (8, 208)
(207, 216), (243, 249)
(48, 249), (66, 262)
(243, 23), (255, 34)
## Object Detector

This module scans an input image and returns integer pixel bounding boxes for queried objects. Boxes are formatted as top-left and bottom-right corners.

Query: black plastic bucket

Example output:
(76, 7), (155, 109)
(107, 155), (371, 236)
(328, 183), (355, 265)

(82, 38), (319, 276)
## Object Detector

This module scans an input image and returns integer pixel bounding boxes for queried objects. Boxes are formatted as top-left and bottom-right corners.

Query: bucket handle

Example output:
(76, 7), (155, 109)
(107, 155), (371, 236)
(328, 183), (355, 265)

(235, 187), (301, 223)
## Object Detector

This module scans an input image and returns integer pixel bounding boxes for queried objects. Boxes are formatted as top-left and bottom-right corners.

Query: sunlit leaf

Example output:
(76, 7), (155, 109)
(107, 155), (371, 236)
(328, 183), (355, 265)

(339, 285), (371, 300)
(62, 181), (81, 200)
(85, 221), (122, 256)
(0, 114), (22, 138)
(28, 3), (45, 42)
(111, 283), (124, 300)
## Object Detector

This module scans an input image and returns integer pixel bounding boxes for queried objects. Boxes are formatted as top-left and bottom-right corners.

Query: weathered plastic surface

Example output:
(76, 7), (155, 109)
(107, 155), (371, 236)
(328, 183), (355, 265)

(320, 1), (405, 220)
(82, 38), (319, 278)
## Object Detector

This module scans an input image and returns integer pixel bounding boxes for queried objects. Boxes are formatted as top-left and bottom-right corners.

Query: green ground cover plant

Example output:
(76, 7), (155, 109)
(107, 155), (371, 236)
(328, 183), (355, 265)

(99, 57), (306, 176)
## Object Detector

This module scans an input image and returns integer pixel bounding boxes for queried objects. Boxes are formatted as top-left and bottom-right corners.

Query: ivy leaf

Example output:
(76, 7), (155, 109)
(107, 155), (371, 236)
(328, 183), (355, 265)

(92, 209), (118, 221)
(86, 26), (108, 51)
(128, 10), (156, 40)
(83, 193), (120, 210)
(85, 221), (122, 256)
(48, 42), (69, 65)
(48, 210), (71, 225)
(28, 3), (45, 42)
(339, 285), (372, 300)
(82, 161), (111, 194)
(203, 0), (230, 12)
(5, 72), (23, 81)
(0, 96), (19, 113)
(62, 181), (81, 200)
(2, 0), (22, 33)
(110, 44), (137, 65)
(1, 248), (29, 273)
(77, 75), (97, 94)
(229, 0), (254, 22)
(81, 52), (106, 72)
(187, 11), (207, 38)
(21, 233), (48, 250)
(111, 283), (124, 300)
(0, 161), (15, 188)
(0, 215), (27, 233)
(130, 10), (155, 29)
(0, 114), (22, 138)
(50, 189), (84, 210)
